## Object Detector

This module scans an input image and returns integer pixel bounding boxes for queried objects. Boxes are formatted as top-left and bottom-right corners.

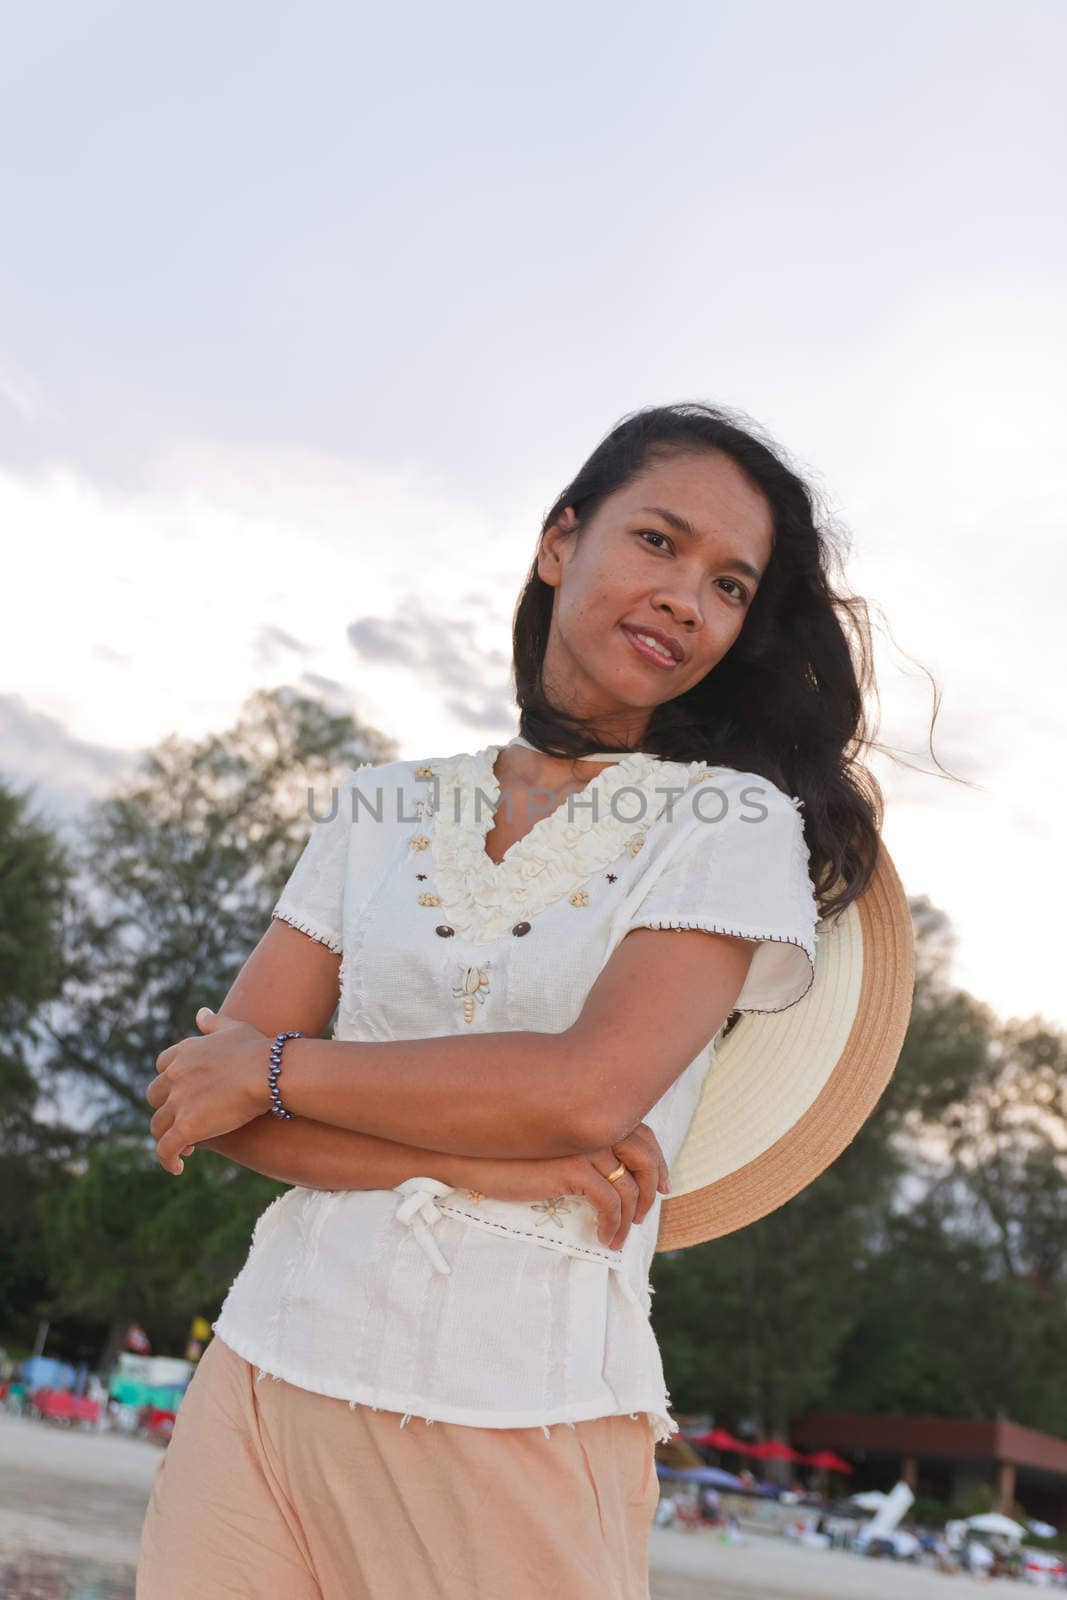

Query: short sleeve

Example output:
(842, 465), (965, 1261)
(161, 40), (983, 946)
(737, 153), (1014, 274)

(271, 765), (372, 956)
(621, 774), (819, 1014)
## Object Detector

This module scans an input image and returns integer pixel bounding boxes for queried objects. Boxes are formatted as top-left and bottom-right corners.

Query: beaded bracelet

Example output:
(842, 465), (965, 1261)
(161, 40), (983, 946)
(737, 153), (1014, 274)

(268, 1029), (303, 1119)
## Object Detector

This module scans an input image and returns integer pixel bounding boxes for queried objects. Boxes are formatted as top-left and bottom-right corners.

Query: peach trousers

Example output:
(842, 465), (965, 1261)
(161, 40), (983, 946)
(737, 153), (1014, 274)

(136, 1334), (660, 1599)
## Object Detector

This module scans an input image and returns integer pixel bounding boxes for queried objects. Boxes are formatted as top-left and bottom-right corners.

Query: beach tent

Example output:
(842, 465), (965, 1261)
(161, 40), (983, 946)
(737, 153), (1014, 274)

(966, 1512), (1027, 1541)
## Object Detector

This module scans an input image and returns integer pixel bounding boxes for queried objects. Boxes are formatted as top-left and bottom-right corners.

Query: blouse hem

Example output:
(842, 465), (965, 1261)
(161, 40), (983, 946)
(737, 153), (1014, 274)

(270, 908), (343, 956)
(210, 1323), (679, 1444)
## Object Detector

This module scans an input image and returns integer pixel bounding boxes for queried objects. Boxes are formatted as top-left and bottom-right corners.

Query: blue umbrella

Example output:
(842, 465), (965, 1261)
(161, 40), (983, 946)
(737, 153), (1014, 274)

(656, 1464), (744, 1489)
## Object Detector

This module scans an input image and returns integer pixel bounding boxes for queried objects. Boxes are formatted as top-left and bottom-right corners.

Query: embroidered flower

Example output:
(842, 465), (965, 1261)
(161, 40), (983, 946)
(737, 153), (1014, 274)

(531, 1195), (574, 1228)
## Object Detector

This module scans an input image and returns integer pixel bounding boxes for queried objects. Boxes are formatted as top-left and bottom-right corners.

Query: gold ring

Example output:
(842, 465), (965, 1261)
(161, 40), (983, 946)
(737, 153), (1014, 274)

(606, 1163), (627, 1184)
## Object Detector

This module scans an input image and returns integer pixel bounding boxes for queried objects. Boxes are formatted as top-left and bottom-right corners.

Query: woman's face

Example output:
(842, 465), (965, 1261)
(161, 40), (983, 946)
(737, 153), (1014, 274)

(536, 450), (774, 744)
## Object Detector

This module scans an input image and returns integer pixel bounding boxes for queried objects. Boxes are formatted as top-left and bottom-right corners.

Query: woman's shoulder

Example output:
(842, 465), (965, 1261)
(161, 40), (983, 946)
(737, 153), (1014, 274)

(645, 758), (805, 832)
(341, 750), (462, 798)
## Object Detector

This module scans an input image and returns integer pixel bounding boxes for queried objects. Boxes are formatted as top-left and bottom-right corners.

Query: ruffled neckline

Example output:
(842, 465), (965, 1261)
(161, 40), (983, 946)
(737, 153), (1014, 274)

(427, 743), (713, 943)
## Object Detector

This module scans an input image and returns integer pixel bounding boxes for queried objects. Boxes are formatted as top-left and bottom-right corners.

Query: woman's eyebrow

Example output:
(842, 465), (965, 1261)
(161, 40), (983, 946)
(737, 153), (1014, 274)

(637, 506), (764, 585)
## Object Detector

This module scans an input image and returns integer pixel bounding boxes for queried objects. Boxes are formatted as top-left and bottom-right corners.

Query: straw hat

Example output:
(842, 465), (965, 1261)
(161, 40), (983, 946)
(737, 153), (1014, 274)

(655, 838), (914, 1251)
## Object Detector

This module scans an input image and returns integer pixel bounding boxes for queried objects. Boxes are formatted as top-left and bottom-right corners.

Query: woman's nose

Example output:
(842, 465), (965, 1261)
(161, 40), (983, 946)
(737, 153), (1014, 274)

(651, 591), (701, 630)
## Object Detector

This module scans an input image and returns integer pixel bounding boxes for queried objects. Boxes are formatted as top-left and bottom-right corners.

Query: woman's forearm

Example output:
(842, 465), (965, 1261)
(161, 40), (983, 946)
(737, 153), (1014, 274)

(200, 1113), (483, 1192)
(262, 1030), (598, 1160)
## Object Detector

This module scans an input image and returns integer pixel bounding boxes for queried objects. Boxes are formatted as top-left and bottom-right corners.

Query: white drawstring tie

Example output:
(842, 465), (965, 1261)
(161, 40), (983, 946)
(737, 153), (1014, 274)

(393, 1177), (455, 1275)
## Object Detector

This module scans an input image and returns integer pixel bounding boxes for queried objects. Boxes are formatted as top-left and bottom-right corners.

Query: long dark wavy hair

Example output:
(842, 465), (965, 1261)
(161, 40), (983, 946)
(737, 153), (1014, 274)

(511, 401), (957, 923)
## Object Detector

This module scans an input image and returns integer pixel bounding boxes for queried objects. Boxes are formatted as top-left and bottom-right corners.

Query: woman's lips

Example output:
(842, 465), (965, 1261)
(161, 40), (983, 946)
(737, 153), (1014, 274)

(621, 625), (681, 670)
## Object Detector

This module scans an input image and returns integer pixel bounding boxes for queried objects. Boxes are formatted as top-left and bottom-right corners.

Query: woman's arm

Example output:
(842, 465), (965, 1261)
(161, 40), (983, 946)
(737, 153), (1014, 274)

(195, 918), (599, 1161)
(199, 1116), (472, 1191)
(200, 1113), (669, 1252)
(196, 920), (587, 1183)
(191, 914), (752, 1164)
(165, 920), (673, 1245)
(260, 927), (755, 1158)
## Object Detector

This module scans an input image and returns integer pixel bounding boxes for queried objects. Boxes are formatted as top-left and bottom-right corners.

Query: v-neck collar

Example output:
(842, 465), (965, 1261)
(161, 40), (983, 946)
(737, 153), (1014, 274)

(425, 742), (707, 943)
(475, 741), (650, 871)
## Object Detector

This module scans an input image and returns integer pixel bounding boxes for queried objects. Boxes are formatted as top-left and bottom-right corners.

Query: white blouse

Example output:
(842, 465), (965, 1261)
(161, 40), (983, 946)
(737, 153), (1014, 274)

(212, 741), (819, 1443)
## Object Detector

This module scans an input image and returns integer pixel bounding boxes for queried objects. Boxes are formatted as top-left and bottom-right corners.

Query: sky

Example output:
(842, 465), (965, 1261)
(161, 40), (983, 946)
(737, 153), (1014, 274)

(2, 0), (1064, 1029)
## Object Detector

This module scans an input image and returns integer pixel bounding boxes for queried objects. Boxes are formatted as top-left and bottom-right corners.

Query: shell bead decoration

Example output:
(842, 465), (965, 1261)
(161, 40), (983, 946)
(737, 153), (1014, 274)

(453, 963), (491, 1023)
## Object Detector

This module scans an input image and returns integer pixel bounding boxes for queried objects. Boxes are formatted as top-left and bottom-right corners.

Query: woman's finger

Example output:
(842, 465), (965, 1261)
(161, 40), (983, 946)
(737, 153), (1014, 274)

(611, 1131), (658, 1223)
(155, 1124), (186, 1176)
(607, 1171), (639, 1250)
(585, 1170), (623, 1247)
(155, 1043), (180, 1074)
(632, 1122), (672, 1194)
(148, 1105), (176, 1142)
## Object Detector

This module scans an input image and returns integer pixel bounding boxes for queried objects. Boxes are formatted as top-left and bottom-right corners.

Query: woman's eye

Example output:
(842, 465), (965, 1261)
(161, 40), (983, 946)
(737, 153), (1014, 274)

(717, 578), (747, 602)
(638, 532), (748, 603)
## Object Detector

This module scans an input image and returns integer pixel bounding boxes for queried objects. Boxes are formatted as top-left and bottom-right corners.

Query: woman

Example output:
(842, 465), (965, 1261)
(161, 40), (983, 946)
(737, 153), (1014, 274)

(137, 402), (882, 1598)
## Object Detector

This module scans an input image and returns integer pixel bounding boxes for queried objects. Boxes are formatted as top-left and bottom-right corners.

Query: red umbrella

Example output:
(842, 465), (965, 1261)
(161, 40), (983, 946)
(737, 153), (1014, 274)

(748, 1439), (806, 1463)
(686, 1428), (748, 1451)
(802, 1450), (854, 1474)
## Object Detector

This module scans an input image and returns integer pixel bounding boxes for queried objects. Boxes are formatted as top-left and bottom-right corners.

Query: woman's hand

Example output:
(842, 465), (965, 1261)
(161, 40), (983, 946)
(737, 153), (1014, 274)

(146, 1008), (271, 1176)
(456, 1121), (671, 1251)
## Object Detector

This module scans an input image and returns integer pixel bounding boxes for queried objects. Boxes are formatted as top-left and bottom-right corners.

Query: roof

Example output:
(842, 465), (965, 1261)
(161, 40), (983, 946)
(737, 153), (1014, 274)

(794, 1412), (1067, 1476)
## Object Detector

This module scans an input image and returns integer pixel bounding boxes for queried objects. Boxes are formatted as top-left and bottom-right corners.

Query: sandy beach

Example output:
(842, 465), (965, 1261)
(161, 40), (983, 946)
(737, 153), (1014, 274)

(0, 1411), (1022, 1598)
(648, 1524), (1015, 1599)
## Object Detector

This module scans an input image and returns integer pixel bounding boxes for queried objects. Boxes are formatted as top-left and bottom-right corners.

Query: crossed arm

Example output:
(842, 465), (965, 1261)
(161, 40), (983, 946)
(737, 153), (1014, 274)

(198, 915), (755, 1186)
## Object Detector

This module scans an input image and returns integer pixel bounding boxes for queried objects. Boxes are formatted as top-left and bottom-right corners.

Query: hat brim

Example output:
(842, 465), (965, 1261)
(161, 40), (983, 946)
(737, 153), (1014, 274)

(655, 839), (914, 1251)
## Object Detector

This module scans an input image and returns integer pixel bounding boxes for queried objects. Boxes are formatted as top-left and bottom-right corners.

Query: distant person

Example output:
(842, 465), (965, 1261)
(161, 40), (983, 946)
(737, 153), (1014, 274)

(701, 1486), (721, 1523)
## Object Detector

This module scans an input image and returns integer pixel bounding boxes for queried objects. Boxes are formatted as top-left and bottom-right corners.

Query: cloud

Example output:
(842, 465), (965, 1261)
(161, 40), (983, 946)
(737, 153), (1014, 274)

(0, 359), (62, 425)
(348, 595), (512, 706)
(0, 694), (139, 834)
(346, 616), (421, 668)
(252, 623), (313, 670)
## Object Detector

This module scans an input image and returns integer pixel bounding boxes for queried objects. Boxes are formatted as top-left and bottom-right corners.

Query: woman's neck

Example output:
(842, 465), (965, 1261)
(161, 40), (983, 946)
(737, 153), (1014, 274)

(500, 735), (628, 795)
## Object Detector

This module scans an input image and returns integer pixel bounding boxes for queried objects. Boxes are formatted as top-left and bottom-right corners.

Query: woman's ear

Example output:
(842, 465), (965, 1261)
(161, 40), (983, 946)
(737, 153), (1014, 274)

(537, 509), (578, 589)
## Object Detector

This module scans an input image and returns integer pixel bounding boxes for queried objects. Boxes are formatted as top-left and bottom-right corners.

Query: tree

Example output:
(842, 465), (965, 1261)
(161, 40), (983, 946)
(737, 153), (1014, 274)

(652, 896), (1049, 1433)
(653, 1161), (875, 1434)
(37, 1139), (284, 1371)
(0, 778), (83, 1348)
(32, 687), (395, 1131)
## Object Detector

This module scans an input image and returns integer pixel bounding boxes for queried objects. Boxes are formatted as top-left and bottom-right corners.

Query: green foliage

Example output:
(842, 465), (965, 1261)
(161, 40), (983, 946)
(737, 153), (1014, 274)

(652, 891), (1067, 1453)
(0, 779), (71, 1026)
(38, 1140), (286, 1360)
(958, 1482), (997, 1517)
(1, 687), (392, 1359)
(654, 1160), (879, 1431)
(32, 687), (395, 1132)
(910, 1496), (953, 1526)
